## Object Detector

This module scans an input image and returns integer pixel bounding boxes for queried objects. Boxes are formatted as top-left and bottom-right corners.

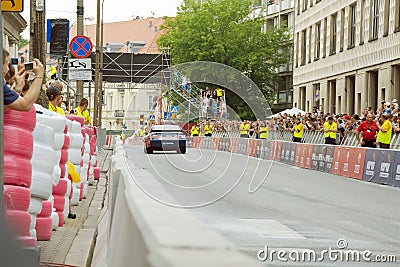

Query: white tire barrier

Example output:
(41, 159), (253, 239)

(30, 171), (53, 200)
(28, 197), (43, 215)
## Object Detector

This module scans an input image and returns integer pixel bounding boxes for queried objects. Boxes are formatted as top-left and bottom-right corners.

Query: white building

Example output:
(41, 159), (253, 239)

(3, 13), (27, 57)
(293, 0), (400, 115)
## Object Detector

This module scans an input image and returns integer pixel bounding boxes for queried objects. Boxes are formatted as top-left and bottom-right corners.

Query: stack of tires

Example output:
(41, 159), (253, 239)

(32, 106), (66, 240)
(52, 123), (72, 226)
(80, 128), (91, 198)
(3, 107), (37, 247)
(66, 116), (84, 206)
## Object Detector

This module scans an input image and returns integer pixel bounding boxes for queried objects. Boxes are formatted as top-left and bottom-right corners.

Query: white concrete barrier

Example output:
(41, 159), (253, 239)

(92, 144), (262, 267)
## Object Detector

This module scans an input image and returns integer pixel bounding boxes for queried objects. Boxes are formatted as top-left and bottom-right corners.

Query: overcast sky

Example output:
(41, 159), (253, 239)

(21, 0), (182, 38)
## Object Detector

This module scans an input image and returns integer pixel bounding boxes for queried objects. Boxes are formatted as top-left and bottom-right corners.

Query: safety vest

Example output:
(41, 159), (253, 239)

(377, 120), (392, 144)
(240, 123), (248, 135)
(48, 102), (65, 117)
(293, 123), (304, 138)
(190, 126), (199, 136)
(323, 121), (337, 139)
(259, 127), (269, 139)
(139, 129), (145, 137)
(75, 106), (91, 125)
(204, 125), (212, 135)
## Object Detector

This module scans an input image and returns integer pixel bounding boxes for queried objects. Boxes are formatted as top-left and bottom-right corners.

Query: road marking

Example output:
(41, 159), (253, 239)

(239, 219), (306, 239)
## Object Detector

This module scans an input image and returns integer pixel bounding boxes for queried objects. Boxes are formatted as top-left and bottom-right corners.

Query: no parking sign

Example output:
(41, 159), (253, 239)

(70, 35), (93, 58)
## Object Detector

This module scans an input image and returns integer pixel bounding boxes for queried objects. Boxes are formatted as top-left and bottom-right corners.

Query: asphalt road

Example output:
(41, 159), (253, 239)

(124, 144), (400, 266)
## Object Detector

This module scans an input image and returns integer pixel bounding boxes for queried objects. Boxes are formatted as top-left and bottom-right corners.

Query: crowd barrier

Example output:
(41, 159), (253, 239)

(186, 136), (400, 188)
(212, 130), (400, 149)
(91, 142), (263, 267)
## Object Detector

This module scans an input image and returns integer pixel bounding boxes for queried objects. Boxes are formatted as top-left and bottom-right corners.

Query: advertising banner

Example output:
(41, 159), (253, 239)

(288, 142), (297, 166)
(388, 150), (400, 187)
(304, 144), (314, 169)
(348, 147), (367, 180)
(323, 145), (335, 173)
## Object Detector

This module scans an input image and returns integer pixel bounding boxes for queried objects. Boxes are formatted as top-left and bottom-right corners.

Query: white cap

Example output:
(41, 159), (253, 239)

(392, 99), (397, 103)
(385, 102), (391, 106)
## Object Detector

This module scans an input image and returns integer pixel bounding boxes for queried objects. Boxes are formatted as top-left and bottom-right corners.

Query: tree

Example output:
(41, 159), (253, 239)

(18, 35), (28, 49)
(157, 0), (291, 118)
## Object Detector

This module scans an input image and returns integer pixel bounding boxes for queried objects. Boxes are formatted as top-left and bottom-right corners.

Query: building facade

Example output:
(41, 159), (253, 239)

(264, 0), (295, 111)
(3, 13), (27, 56)
(293, 0), (400, 115)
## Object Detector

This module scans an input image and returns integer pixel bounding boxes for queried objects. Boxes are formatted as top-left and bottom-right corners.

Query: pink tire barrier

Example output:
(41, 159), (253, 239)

(35, 217), (52, 241)
(4, 156), (32, 188)
(66, 115), (84, 127)
(52, 179), (68, 195)
(79, 183), (84, 201)
(62, 135), (70, 149)
(3, 185), (31, 211)
(60, 149), (68, 164)
(4, 106), (36, 132)
(53, 195), (66, 211)
(4, 125), (34, 159)
(56, 211), (65, 227)
(4, 209), (31, 236)
(60, 163), (66, 179)
(38, 200), (52, 217)
(93, 167), (100, 180)
(17, 236), (37, 247)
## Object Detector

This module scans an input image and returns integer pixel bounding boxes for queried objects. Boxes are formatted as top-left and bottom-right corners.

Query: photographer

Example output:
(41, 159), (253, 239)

(3, 48), (44, 111)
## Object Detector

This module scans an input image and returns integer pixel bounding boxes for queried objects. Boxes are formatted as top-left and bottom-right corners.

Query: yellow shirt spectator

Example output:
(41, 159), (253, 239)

(323, 121), (337, 139)
(377, 119), (392, 145)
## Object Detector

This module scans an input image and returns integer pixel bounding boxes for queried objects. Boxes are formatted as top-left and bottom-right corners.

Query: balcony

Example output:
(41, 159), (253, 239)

(114, 110), (125, 118)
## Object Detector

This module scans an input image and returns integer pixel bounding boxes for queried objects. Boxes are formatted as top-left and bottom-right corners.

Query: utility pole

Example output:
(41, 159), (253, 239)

(99, 0), (104, 127)
(94, 0), (101, 126)
(76, 0), (84, 107)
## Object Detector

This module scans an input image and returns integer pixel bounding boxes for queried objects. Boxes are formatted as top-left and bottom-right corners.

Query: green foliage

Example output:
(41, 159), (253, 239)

(157, 0), (291, 119)
(18, 35), (28, 49)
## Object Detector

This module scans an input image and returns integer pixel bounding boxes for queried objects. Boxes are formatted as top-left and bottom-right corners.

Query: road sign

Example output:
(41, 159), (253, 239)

(170, 106), (179, 113)
(1, 0), (23, 12)
(69, 70), (92, 81)
(70, 35), (93, 58)
(69, 58), (92, 81)
(149, 114), (156, 121)
(69, 58), (91, 69)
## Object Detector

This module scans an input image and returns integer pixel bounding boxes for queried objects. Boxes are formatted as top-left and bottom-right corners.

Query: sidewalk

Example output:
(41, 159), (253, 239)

(38, 149), (112, 267)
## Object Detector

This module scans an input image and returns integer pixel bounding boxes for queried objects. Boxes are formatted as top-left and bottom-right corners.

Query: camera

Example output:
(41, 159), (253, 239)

(24, 62), (34, 71)
(10, 57), (24, 65)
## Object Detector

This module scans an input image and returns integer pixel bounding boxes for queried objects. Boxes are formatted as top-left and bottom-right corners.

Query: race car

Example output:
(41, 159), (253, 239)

(143, 124), (186, 154)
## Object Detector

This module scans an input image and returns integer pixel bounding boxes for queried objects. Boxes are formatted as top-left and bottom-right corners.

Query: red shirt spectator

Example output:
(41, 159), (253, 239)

(356, 118), (378, 141)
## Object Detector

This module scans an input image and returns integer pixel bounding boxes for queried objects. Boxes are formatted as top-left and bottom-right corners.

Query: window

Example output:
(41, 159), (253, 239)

(340, 8), (345, 52)
(360, 0), (365, 44)
(308, 26), (312, 63)
(330, 13), (337, 55)
(301, 29), (307, 65)
(396, 0), (400, 32)
(323, 17), (327, 57)
(296, 32), (299, 67)
(297, 0), (301, 15)
(371, 0), (379, 40)
(348, 4), (356, 48)
(303, 0), (308, 11)
(148, 95), (157, 109)
(315, 22), (321, 59)
(120, 95), (124, 109)
(108, 95), (113, 110)
(383, 0), (390, 36)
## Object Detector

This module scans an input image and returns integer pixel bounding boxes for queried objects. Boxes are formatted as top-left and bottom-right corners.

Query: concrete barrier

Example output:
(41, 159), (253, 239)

(92, 144), (263, 267)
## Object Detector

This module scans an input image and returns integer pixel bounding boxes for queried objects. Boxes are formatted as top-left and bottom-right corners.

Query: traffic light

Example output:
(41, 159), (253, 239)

(139, 114), (144, 125)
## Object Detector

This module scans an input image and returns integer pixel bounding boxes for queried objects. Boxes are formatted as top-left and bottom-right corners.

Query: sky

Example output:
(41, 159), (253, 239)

(21, 0), (182, 38)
